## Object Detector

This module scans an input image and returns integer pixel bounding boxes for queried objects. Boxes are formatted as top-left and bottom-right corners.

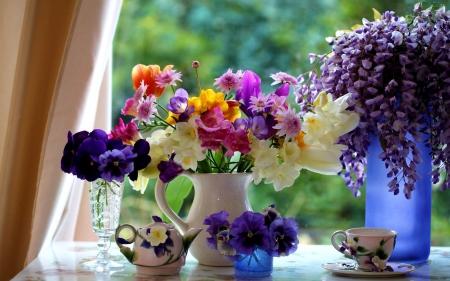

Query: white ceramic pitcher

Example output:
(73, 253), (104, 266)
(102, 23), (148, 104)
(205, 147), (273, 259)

(155, 171), (253, 266)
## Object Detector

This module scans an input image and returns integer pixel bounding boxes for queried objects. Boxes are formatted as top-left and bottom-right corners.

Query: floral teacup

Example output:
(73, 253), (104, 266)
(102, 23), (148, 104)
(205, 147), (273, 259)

(331, 227), (397, 271)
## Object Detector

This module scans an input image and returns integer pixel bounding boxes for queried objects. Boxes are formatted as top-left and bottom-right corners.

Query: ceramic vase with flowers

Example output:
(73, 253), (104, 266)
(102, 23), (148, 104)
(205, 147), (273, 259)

(204, 205), (299, 277)
(111, 61), (360, 265)
(296, 3), (450, 262)
(60, 129), (151, 271)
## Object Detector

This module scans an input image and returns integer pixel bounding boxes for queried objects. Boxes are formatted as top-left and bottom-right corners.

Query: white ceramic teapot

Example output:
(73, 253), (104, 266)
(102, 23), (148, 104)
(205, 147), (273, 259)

(115, 216), (202, 275)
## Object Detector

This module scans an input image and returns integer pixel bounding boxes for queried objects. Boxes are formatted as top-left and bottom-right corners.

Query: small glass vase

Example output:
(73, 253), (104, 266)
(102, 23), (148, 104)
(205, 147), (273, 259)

(81, 179), (124, 271)
(234, 248), (273, 278)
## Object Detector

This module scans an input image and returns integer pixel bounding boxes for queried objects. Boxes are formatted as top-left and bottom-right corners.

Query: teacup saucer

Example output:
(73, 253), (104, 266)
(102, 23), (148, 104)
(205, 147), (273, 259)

(322, 262), (415, 278)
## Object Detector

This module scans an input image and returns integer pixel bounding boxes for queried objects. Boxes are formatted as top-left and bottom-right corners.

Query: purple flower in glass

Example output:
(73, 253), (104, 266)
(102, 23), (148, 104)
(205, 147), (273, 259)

(96, 146), (136, 182)
(229, 211), (270, 255)
(72, 136), (107, 181)
(61, 130), (89, 174)
(268, 217), (299, 257)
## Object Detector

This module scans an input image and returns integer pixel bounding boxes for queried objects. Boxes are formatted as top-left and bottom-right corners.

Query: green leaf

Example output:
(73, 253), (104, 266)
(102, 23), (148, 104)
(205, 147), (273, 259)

(162, 176), (193, 222)
(120, 247), (135, 263)
(357, 246), (368, 253)
(353, 237), (359, 243)
(197, 158), (212, 173)
(380, 238), (386, 246)
(375, 247), (388, 260)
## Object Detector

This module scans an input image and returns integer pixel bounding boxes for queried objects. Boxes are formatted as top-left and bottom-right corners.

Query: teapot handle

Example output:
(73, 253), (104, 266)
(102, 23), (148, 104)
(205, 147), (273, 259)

(155, 176), (189, 234)
(115, 224), (137, 263)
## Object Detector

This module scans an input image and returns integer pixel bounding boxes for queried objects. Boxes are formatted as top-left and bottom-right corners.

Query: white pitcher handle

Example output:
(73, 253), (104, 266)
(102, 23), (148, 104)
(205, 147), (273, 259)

(154, 177), (189, 234)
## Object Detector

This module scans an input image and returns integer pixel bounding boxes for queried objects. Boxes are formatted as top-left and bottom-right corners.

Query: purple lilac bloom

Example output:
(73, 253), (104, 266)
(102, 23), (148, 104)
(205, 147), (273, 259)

(95, 146), (136, 183)
(295, 5), (450, 198)
(229, 211), (270, 255)
(157, 153), (184, 183)
(128, 139), (151, 181)
(268, 217), (299, 257)
(61, 130), (89, 174)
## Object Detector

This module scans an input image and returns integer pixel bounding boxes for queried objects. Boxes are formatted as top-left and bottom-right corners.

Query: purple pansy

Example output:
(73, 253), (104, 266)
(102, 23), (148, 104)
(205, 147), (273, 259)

(94, 146), (136, 183)
(268, 217), (299, 257)
(203, 210), (230, 250)
(61, 130), (89, 174)
(72, 136), (107, 181)
(229, 211), (270, 255)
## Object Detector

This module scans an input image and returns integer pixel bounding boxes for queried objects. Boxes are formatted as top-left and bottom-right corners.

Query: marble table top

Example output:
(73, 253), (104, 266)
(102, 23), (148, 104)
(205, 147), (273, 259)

(12, 242), (450, 280)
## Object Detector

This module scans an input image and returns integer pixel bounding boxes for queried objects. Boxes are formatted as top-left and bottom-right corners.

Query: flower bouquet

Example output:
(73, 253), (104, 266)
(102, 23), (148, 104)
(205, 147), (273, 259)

(60, 129), (151, 270)
(203, 205), (298, 277)
(114, 62), (360, 192)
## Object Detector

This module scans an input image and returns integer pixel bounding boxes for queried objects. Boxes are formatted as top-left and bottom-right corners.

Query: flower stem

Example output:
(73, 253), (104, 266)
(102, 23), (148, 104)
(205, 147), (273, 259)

(195, 67), (202, 93)
(154, 114), (176, 129)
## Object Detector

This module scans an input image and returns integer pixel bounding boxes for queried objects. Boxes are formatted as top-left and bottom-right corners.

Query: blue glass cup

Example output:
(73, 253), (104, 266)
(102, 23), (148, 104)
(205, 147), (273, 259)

(234, 248), (273, 278)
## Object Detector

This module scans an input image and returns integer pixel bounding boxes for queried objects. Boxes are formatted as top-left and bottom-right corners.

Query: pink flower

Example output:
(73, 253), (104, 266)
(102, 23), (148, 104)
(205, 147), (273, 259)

(270, 72), (298, 86)
(137, 95), (158, 123)
(224, 127), (251, 157)
(213, 69), (243, 94)
(155, 69), (182, 88)
(121, 98), (138, 117)
(109, 118), (141, 145)
(196, 107), (232, 151)
(273, 105), (302, 140)
(248, 93), (272, 114)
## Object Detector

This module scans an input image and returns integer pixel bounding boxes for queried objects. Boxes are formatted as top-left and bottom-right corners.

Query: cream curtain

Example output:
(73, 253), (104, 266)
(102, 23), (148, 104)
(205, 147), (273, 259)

(0, 0), (122, 279)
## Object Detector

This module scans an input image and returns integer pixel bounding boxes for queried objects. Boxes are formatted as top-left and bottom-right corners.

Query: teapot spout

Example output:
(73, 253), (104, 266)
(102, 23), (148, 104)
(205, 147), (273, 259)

(182, 228), (202, 254)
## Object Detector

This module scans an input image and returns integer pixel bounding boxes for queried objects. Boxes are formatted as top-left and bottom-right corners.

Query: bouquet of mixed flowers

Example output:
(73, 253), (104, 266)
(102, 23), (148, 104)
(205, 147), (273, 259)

(60, 129), (151, 184)
(112, 61), (360, 193)
(203, 205), (299, 260)
(296, 3), (450, 198)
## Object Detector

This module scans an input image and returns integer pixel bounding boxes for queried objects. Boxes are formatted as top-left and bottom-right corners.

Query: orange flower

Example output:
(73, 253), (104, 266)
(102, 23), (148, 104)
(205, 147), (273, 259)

(131, 64), (173, 98)
(223, 100), (241, 122)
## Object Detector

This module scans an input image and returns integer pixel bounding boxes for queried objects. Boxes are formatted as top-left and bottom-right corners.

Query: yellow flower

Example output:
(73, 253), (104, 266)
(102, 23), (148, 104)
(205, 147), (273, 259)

(223, 100), (241, 122)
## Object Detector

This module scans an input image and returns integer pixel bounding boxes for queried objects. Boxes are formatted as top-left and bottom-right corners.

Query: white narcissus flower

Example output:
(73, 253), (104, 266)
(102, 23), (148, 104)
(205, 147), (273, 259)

(130, 170), (150, 194)
(173, 145), (205, 170)
(264, 162), (300, 191)
(248, 138), (270, 160)
(302, 112), (333, 146)
(146, 225), (168, 246)
(371, 256), (387, 269)
(279, 141), (303, 171)
(170, 117), (199, 148)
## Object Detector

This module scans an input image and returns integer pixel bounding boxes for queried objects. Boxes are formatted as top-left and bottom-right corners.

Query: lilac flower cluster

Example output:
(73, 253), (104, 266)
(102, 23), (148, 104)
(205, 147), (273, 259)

(203, 205), (299, 260)
(296, 3), (450, 198)
(61, 129), (151, 183)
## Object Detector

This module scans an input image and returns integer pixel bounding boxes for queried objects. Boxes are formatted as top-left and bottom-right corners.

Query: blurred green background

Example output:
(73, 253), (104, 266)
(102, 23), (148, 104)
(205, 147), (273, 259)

(112, 0), (450, 245)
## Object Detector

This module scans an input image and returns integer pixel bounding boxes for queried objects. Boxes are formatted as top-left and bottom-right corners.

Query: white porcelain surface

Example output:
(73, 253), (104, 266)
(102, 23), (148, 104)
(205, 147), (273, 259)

(12, 242), (450, 280)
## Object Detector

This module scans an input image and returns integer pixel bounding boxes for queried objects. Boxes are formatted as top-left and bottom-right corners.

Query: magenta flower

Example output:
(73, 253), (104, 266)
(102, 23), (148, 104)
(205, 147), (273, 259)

(121, 98), (138, 117)
(155, 69), (182, 88)
(273, 106), (302, 140)
(224, 127), (251, 157)
(109, 118), (141, 145)
(196, 107), (232, 151)
(213, 68), (243, 94)
(248, 93), (272, 114)
(235, 70), (261, 108)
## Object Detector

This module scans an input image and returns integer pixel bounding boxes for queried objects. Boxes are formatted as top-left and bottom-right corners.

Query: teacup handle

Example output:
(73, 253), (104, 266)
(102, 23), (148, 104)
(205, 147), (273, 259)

(331, 230), (350, 255)
(155, 175), (189, 234)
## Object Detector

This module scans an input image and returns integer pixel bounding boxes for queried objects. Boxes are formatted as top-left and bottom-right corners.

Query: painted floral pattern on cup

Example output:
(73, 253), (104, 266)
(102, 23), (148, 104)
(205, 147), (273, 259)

(339, 236), (396, 272)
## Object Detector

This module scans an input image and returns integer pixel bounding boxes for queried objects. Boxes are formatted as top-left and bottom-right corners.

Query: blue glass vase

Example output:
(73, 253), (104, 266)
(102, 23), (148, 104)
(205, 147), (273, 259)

(234, 248), (273, 278)
(365, 135), (431, 263)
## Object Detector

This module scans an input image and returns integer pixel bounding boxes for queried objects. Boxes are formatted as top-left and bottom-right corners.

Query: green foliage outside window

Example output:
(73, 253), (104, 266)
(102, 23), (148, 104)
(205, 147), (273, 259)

(113, 0), (450, 245)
